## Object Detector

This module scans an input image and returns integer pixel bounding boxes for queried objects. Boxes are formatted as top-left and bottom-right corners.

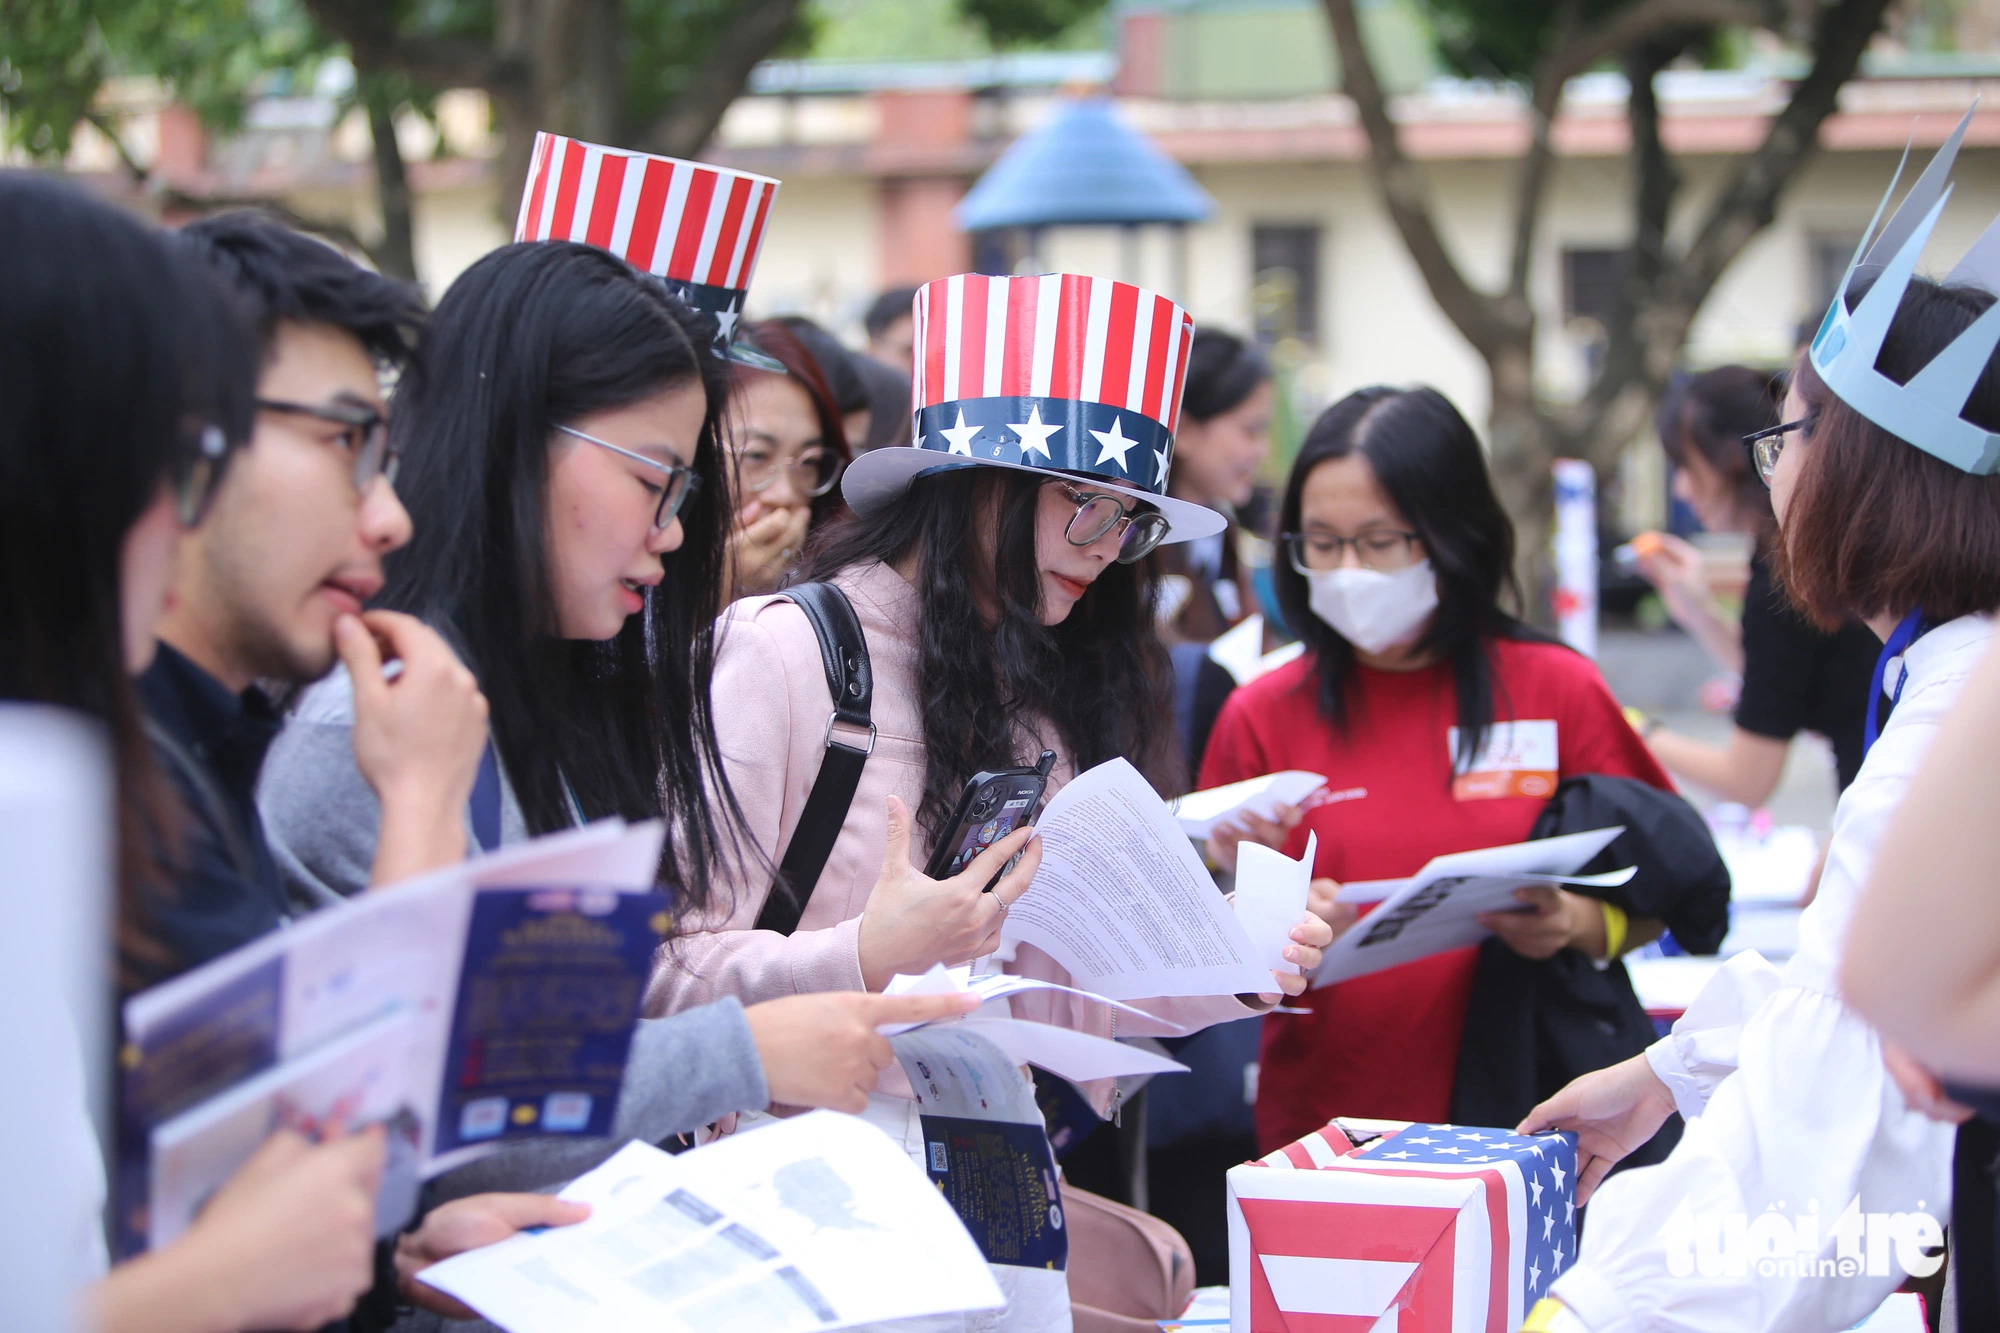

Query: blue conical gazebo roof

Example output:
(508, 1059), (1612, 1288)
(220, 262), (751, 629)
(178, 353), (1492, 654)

(955, 97), (1215, 231)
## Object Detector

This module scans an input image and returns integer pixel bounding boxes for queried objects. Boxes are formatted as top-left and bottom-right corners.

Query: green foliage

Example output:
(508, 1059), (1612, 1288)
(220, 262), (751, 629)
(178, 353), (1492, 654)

(803, 0), (1109, 61)
(958, 0), (1110, 45)
(1424, 0), (1629, 81)
(0, 0), (324, 159)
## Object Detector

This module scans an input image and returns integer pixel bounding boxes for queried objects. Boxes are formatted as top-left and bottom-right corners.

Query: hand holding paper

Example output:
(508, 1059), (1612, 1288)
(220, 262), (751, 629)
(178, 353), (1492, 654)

(1171, 770), (1326, 841)
(1232, 833), (1318, 977)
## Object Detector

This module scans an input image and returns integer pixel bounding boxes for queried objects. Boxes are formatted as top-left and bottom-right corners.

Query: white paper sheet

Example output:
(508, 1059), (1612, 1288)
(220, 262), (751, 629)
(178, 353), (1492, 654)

(1170, 771), (1328, 840)
(417, 1112), (1003, 1333)
(879, 964), (1188, 1037)
(1233, 833), (1316, 976)
(1308, 827), (1628, 987)
(1000, 759), (1277, 1000)
(878, 967), (1189, 1082)
(946, 1017), (1188, 1083)
(1206, 616), (1307, 686)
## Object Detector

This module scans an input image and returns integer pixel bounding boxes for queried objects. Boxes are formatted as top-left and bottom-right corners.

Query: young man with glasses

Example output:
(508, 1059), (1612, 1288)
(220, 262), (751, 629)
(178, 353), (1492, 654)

(134, 213), (491, 989)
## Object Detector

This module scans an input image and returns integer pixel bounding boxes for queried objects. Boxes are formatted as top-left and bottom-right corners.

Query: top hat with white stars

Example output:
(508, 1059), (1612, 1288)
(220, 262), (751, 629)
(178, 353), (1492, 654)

(515, 131), (781, 368)
(841, 273), (1227, 542)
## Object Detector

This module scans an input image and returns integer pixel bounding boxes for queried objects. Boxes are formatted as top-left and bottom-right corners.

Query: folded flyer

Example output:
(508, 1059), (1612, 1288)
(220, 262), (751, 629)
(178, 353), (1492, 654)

(117, 821), (671, 1255)
(416, 1109), (1004, 1332)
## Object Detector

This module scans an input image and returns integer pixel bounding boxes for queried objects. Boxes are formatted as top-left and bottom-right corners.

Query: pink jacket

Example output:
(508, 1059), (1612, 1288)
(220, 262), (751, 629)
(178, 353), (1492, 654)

(644, 559), (1259, 1110)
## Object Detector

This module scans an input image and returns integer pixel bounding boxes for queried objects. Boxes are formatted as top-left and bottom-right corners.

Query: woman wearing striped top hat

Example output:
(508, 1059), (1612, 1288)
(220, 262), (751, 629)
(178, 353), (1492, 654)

(646, 272), (1333, 1330)
(258, 137), (985, 1269)
(1521, 108), (2000, 1333)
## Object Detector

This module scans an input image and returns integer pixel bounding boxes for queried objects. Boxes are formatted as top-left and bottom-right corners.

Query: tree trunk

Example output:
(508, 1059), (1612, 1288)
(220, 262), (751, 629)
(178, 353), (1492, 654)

(1482, 341), (1560, 623)
(362, 81), (418, 283)
(489, 0), (624, 227)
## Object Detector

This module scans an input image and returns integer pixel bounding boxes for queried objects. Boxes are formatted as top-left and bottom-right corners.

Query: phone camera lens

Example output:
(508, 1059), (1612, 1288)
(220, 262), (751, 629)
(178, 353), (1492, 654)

(971, 789), (1000, 819)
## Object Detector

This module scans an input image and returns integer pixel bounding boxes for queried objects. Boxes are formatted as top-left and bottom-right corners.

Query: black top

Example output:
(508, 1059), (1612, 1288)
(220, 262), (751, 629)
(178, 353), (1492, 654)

(131, 642), (292, 994)
(1733, 551), (1881, 791)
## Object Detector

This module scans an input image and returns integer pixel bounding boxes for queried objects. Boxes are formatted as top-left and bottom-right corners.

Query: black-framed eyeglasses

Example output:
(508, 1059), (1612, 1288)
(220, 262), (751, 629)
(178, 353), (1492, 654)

(1052, 481), (1171, 564)
(556, 424), (703, 529)
(1742, 413), (1818, 488)
(1281, 529), (1421, 573)
(257, 397), (399, 492)
(733, 444), (843, 498)
(172, 420), (234, 526)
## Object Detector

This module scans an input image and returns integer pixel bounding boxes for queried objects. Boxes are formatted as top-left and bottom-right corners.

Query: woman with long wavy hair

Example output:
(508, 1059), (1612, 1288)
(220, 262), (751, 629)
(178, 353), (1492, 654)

(646, 273), (1330, 1332)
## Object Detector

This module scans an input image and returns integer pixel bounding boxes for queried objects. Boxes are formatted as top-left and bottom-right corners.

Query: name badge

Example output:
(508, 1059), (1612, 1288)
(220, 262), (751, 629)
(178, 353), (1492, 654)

(1448, 720), (1558, 801)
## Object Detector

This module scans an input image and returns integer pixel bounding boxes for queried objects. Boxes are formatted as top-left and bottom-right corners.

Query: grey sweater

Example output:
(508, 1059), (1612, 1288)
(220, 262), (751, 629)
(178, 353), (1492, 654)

(257, 667), (770, 1201)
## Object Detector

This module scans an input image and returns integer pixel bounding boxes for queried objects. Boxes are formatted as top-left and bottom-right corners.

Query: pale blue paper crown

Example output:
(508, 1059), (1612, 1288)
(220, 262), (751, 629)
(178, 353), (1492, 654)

(1809, 105), (2000, 475)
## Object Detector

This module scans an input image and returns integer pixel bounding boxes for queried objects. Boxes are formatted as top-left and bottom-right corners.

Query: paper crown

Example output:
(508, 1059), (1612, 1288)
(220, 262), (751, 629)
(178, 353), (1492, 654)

(840, 273), (1226, 542)
(515, 131), (780, 363)
(1809, 105), (2000, 475)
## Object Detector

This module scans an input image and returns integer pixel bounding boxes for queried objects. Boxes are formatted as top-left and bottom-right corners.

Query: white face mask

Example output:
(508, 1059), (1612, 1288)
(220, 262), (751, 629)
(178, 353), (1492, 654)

(1304, 559), (1440, 655)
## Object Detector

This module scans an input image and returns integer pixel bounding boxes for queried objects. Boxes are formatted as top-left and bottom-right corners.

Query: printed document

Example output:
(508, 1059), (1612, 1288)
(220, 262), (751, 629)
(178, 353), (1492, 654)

(416, 1110), (1003, 1332)
(894, 1025), (1067, 1270)
(1000, 759), (1279, 1000)
(1309, 827), (1630, 987)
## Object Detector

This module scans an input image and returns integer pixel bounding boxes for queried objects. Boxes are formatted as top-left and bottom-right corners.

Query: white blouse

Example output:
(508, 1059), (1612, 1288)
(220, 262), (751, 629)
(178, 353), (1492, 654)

(1549, 615), (1992, 1333)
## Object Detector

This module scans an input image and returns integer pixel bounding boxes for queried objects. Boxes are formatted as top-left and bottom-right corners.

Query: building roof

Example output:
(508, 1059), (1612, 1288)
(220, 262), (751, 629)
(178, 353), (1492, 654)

(954, 96), (1215, 229)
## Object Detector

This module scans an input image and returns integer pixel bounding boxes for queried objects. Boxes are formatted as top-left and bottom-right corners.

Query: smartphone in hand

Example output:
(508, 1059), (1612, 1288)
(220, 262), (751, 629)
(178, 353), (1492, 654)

(923, 750), (1057, 884)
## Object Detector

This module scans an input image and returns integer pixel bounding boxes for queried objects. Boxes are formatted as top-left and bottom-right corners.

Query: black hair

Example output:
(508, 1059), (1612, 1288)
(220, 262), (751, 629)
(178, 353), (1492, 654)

(1654, 365), (1780, 539)
(864, 285), (920, 340)
(179, 210), (425, 369)
(0, 172), (256, 984)
(800, 469), (1178, 839)
(855, 354), (914, 452)
(1274, 386), (1548, 774)
(772, 316), (869, 416)
(1180, 328), (1271, 423)
(376, 241), (741, 908)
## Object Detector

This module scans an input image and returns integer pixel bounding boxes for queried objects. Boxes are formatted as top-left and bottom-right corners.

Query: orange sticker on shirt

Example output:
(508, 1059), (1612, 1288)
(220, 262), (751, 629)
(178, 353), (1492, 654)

(1448, 720), (1558, 802)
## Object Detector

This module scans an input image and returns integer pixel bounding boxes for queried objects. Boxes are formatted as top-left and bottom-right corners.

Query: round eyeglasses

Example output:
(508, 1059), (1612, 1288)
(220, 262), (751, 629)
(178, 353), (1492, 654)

(733, 445), (843, 499)
(257, 397), (400, 493)
(1052, 482), (1171, 564)
(1741, 412), (1818, 488)
(1281, 529), (1422, 573)
(556, 424), (703, 528)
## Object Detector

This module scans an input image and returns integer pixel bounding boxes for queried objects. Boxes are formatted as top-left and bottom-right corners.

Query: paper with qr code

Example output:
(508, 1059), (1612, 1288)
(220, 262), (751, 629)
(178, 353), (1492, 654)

(417, 1110), (1002, 1332)
(892, 1025), (1069, 1271)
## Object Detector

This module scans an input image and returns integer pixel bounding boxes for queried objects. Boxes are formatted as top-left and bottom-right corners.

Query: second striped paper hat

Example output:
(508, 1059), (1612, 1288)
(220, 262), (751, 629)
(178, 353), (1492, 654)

(841, 273), (1226, 542)
(516, 130), (780, 365)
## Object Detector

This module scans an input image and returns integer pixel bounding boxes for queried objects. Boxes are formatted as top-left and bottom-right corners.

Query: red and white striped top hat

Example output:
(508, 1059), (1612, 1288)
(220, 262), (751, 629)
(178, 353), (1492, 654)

(515, 131), (780, 363)
(842, 273), (1225, 542)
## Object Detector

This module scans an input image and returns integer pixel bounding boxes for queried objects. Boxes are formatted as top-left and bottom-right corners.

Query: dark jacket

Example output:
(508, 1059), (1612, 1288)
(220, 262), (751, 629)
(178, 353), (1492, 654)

(1450, 775), (1731, 1169)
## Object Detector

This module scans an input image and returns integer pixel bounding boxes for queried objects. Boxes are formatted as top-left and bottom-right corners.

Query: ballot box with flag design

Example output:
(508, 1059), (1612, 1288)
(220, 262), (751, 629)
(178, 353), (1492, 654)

(1226, 1120), (1577, 1332)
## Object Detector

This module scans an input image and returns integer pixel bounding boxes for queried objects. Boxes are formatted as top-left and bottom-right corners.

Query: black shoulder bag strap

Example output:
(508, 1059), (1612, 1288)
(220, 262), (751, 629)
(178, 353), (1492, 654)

(752, 581), (874, 936)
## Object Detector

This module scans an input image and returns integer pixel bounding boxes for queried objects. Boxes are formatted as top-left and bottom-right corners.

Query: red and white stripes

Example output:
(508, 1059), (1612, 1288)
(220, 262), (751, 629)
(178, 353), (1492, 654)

(514, 131), (779, 292)
(913, 274), (1197, 436)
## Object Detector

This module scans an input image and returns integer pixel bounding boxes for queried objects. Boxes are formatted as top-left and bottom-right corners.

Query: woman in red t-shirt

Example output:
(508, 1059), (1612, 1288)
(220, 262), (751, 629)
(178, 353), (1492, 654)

(1201, 385), (1672, 1152)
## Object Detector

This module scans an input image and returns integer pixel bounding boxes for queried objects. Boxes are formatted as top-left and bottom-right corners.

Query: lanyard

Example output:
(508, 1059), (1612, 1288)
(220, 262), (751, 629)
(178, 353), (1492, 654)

(1862, 608), (1929, 757)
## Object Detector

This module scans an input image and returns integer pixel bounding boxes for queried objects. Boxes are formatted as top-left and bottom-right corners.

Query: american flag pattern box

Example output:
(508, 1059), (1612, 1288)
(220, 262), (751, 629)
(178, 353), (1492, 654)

(1226, 1120), (1578, 1333)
